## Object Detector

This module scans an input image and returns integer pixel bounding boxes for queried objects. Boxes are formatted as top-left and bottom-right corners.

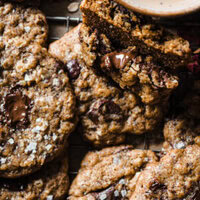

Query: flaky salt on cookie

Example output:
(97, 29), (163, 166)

(68, 145), (158, 199)
(0, 3), (76, 177)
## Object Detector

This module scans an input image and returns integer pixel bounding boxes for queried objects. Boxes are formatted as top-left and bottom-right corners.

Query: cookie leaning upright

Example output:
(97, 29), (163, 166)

(80, 0), (191, 68)
(0, 3), (76, 177)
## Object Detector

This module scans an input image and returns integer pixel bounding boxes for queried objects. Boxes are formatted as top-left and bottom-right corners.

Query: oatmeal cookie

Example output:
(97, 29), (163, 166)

(163, 78), (200, 150)
(49, 24), (165, 146)
(0, 154), (69, 200)
(0, 2), (47, 50)
(80, 0), (191, 68)
(0, 3), (76, 177)
(163, 117), (200, 150)
(68, 145), (158, 199)
(131, 145), (200, 199)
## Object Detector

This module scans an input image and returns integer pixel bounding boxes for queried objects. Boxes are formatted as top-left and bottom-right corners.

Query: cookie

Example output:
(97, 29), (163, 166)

(0, 2), (47, 49)
(163, 117), (200, 150)
(80, 0), (191, 68)
(0, 3), (76, 177)
(68, 145), (158, 199)
(131, 145), (200, 199)
(0, 154), (69, 200)
(49, 24), (165, 146)
(163, 77), (200, 150)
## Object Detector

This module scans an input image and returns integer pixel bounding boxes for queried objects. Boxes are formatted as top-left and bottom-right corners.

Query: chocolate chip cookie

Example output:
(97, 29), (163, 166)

(80, 0), (191, 68)
(131, 145), (200, 199)
(68, 145), (158, 199)
(0, 154), (69, 200)
(49, 24), (165, 146)
(0, 3), (76, 177)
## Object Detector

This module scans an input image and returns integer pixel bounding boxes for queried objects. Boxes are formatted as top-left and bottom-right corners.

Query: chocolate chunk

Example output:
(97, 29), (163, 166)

(101, 100), (121, 114)
(87, 109), (99, 124)
(88, 100), (122, 123)
(149, 180), (167, 194)
(91, 186), (115, 200)
(101, 51), (135, 72)
(5, 90), (30, 128)
(65, 60), (81, 79)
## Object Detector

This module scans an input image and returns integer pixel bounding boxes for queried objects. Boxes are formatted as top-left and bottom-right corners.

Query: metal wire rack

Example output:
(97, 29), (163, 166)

(42, 1), (200, 181)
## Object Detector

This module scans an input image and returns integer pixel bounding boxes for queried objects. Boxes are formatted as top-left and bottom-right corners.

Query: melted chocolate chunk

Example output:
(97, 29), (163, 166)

(88, 99), (122, 124)
(4, 90), (31, 128)
(101, 51), (135, 72)
(65, 60), (81, 79)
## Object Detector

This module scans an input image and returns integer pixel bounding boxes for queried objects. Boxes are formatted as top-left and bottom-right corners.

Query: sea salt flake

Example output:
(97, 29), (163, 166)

(114, 190), (119, 197)
(25, 142), (37, 153)
(113, 156), (120, 165)
(53, 78), (60, 86)
(8, 138), (14, 144)
(175, 141), (185, 149)
(0, 158), (6, 164)
(119, 179), (125, 185)
(52, 133), (57, 141)
(121, 189), (127, 197)
(24, 26), (30, 32)
(46, 195), (53, 200)
(46, 144), (52, 151)
(99, 193), (107, 200)
(32, 126), (41, 134)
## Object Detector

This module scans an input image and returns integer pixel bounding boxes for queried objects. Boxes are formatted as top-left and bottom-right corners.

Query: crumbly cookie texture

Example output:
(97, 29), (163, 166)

(131, 145), (200, 199)
(80, 0), (191, 68)
(163, 79), (200, 150)
(68, 145), (158, 199)
(0, 154), (69, 200)
(49, 24), (165, 146)
(0, 3), (76, 177)
(163, 118), (200, 150)
(0, 2), (47, 50)
(100, 45), (178, 105)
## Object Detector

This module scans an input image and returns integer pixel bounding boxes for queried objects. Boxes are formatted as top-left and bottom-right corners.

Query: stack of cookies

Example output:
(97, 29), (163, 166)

(1, 0), (200, 199)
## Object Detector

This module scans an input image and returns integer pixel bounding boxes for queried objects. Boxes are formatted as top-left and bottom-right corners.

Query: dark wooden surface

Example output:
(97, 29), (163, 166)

(41, 0), (200, 184)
